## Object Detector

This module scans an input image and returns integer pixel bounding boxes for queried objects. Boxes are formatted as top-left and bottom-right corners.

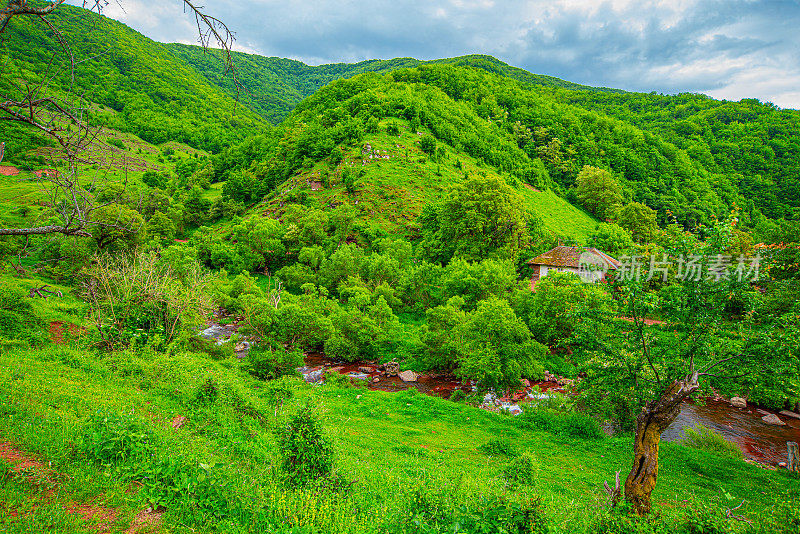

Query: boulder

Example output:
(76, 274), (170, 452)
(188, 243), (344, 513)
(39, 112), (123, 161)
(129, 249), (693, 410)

(372, 377), (380, 383)
(779, 462), (788, 468)
(348, 371), (370, 380)
(399, 370), (418, 382)
(779, 410), (800, 420)
(358, 366), (374, 374)
(761, 413), (786, 426)
(519, 378), (531, 388)
(200, 324), (227, 340)
(303, 368), (325, 384)
(730, 397), (747, 408)
(385, 360), (400, 377)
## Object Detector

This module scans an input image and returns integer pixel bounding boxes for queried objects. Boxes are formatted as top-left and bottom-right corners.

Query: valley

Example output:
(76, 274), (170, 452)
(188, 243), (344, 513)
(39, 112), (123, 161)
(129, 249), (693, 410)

(1, 3), (799, 534)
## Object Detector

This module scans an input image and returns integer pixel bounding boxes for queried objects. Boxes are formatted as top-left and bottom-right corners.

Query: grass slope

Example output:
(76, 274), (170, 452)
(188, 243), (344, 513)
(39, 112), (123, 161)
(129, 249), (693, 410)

(253, 118), (597, 243)
(0, 4), (266, 163)
(521, 187), (598, 242)
(1, 343), (797, 533)
(0, 127), (205, 234)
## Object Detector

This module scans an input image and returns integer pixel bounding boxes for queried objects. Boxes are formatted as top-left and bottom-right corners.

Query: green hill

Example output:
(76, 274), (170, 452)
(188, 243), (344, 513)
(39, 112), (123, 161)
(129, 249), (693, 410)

(167, 44), (623, 124)
(0, 4), (267, 164)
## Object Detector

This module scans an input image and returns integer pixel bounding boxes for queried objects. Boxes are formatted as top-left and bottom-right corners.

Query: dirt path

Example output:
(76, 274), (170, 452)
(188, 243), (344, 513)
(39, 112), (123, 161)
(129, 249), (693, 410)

(617, 316), (666, 326)
(0, 165), (19, 176)
(1, 439), (159, 533)
(49, 321), (83, 344)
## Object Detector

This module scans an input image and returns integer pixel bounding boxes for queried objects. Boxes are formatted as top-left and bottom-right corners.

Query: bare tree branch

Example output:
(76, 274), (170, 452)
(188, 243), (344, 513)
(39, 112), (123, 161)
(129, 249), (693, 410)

(0, 0), (240, 239)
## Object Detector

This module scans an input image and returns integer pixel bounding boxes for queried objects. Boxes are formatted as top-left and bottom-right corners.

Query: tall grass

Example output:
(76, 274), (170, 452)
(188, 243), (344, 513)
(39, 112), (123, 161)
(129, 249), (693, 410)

(681, 424), (743, 459)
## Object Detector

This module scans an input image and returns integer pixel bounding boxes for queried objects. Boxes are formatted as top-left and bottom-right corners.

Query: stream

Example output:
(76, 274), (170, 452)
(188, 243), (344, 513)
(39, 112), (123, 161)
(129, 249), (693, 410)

(301, 353), (800, 467)
(199, 320), (799, 467)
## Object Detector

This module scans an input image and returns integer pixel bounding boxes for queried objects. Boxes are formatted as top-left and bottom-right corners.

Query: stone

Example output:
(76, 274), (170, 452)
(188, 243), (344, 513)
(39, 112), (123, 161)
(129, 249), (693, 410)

(500, 403), (522, 415)
(730, 397), (747, 408)
(358, 366), (373, 374)
(200, 325), (227, 340)
(779, 410), (800, 420)
(399, 370), (418, 382)
(372, 377), (380, 383)
(761, 413), (786, 426)
(348, 372), (369, 380)
(170, 416), (187, 429)
(303, 368), (325, 384)
(519, 378), (531, 388)
(779, 462), (788, 468)
(384, 360), (400, 377)
(234, 341), (251, 353)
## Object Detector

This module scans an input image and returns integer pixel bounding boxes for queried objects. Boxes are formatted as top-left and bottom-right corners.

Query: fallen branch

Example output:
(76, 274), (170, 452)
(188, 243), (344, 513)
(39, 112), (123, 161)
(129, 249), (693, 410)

(28, 285), (63, 299)
(725, 500), (752, 524)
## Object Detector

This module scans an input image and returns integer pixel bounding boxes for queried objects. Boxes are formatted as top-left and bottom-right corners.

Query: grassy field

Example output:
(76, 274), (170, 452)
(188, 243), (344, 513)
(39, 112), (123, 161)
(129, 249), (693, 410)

(1, 336), (797, 533)
(521, 188), (598, 243)
(0, 129), (207, 233)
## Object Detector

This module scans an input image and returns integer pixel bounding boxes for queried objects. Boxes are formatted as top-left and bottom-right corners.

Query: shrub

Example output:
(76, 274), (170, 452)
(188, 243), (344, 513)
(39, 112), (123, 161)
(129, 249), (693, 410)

(241, 346), (303, 380)
(194, 377), (219, 405)
(449, 389), (467, 403)
(682, 424), (743, 459)
(503, 454), (537, 486)
(419, 134), (436, 154)
(275, 403), (334, 484)
(451, 495), (547, 534)
(188, 336), (234, 360)
(261, 375), (299, 405)
(517, 408), (604, 440)
(82, 410), (154, 466)
(385, 121), (400, 136)
(478, 438), (519, 458)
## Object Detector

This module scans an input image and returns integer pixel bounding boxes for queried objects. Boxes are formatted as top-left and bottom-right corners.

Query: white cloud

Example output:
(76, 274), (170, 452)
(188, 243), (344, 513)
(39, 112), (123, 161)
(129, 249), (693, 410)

(81, 0), (800, 108)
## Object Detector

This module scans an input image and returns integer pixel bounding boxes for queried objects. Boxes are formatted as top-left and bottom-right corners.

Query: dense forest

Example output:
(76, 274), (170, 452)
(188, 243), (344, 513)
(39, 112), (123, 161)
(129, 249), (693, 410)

(1, 4), (799, 534)
(168, 44), (621, 123)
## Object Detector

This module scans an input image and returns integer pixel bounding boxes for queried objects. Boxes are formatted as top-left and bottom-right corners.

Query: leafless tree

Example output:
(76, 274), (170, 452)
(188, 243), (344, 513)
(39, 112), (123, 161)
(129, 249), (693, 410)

(0, 0), (239, 239)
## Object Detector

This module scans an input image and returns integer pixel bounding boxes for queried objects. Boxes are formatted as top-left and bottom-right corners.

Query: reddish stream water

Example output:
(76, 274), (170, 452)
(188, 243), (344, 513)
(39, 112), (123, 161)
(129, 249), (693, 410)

(303, 353), (800, 466)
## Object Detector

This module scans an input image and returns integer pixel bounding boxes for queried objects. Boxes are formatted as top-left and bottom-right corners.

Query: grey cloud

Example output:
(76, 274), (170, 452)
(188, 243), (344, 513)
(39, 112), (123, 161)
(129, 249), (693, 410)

(85, 0), (800, 108)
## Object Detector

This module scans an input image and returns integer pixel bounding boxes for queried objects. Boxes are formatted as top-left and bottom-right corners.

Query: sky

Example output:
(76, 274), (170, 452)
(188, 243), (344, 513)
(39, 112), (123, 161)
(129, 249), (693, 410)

(95, 0), (800, 108)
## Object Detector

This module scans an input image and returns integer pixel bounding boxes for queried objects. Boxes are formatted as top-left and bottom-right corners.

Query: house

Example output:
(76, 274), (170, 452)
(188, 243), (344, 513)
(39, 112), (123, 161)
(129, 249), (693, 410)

(528, 245), (620, 287)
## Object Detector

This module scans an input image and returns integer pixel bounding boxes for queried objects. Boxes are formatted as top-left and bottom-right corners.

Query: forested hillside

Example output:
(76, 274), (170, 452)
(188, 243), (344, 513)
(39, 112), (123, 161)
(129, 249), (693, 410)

(2, 5), (800, 533)
(0, 4), (266, 164)
(3, 5), (798, 231)
(167, 45), (621, 124)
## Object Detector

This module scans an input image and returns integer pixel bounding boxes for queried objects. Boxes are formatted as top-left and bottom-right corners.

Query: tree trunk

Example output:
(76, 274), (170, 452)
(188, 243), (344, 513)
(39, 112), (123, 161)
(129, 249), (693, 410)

(624, 375), (699, 515)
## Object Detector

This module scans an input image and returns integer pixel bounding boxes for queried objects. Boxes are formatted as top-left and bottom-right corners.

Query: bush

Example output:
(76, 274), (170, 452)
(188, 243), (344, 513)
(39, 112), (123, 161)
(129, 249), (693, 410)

(275, 403), (334, 484)
(194, 377), (219, 405)
(82, 410), (154, 466)
(188, 336), (234, 360)
(449, 389), (467, 403)
(517, 408), (604, 440)
(451, 495), (547, 534)
(478, 438), (519, 458)
(682, 424), (743, 459)
(241, 346), (303, 380)
(385, 121), (400, 136)
(503, 454), (537, 487)
(419, 134), (436, 154)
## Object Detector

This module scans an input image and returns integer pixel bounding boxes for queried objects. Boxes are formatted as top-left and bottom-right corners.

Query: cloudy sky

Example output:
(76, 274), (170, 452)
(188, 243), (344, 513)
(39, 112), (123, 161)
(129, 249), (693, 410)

(97, 0), (800, 108)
